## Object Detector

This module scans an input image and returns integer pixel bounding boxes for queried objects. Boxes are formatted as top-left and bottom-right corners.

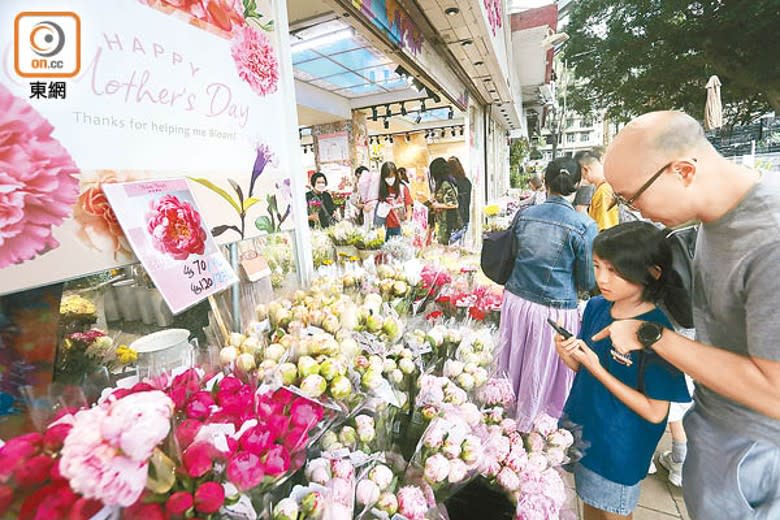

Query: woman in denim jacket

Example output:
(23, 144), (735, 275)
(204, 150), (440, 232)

(499, 157), (599, 430)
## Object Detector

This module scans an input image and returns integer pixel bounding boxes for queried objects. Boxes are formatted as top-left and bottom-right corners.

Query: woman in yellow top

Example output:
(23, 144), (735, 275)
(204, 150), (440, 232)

(575, 149), (619, 230)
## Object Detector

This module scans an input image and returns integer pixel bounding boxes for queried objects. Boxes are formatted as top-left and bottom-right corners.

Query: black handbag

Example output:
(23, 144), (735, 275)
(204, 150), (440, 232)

(480, 210), (524, 285)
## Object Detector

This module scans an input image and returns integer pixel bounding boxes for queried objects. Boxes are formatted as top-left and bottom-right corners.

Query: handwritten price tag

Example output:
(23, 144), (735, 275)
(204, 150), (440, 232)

(103, 179), (238, 314)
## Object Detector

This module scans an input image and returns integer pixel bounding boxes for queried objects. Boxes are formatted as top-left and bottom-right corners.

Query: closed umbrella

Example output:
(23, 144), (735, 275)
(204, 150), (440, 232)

(704, 75), (723, 130)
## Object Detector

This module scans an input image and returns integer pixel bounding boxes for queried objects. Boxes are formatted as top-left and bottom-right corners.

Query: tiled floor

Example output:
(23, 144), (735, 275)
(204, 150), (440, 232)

(565, 431), (691, 519)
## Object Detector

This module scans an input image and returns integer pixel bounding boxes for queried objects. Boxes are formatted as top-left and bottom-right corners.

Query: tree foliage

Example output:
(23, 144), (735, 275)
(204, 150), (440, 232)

(565, 0), (780, 125)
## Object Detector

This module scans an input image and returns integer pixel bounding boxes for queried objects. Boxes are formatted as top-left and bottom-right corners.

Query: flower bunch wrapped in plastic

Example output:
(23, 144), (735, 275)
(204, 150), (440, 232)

(355, 227), (386, 251)
(327, 221), (361, 246)
(381, 236), (417, 263)
(437, 285), (504, 324)
(311, 229), (335, 268)
(56, 329), (136, 384)
(320, 412), (384, 454)
(400, 407), (487, 513)
(480, 412), (575, 520)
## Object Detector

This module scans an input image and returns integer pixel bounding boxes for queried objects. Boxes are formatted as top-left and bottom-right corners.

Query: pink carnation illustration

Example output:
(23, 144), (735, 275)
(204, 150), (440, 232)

(231, 25), (280, 97)
(0, 84), (79, 268)
(146, 194), (207, 260)
(484, 0), (503, 36)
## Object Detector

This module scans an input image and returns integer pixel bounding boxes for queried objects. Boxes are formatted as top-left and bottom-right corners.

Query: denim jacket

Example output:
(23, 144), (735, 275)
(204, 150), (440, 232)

(505, 195), (598, 309)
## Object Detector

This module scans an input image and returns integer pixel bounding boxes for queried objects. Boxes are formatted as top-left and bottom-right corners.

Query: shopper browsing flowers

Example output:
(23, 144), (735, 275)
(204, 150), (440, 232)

(555, 222), (690, 519)
(377, 161), (412, 241)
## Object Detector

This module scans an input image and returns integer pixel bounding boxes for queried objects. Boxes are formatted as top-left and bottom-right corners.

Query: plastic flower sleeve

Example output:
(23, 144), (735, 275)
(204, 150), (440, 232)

(403, 410), (486, 504)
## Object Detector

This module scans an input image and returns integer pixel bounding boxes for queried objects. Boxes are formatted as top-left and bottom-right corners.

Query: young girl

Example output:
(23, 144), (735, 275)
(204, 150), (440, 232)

(377, 161), (411, 240)
(555, 222), (691, 519)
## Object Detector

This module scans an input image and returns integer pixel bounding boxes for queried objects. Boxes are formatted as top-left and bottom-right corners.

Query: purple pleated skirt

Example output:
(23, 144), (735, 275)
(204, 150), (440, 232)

(498, 291), (581, 431)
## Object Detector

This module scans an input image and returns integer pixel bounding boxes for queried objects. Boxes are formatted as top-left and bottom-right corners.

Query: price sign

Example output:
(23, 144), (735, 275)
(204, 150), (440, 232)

(103, 179), (238, 314)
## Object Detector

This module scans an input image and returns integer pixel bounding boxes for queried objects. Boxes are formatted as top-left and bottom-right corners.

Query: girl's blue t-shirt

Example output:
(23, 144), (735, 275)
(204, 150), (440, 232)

(562, 296), (691, 486)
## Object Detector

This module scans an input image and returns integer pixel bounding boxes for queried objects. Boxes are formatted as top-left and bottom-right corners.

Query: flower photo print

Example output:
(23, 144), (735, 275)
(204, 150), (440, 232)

(146, 194), (207, 260)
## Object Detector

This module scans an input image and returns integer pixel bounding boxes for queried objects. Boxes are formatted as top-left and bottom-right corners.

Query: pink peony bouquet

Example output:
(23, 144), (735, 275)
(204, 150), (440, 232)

(480, 412), (574, 520)
(0, 367), (329, 518)
(404, 411), (486, 506)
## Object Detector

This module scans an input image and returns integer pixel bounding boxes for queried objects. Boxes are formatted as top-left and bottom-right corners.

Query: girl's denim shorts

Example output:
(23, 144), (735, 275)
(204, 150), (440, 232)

(574, 462), (641, 516)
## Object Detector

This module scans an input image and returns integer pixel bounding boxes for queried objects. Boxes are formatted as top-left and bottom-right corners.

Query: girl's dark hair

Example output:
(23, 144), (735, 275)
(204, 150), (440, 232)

(544, 157), (581, 196)
(593, 221), (672, 302)
(448, 157), (466, 180)
(311, 172), (327, 187)
(379, 161), (398, 199)
(429, 157), (453, 189)
(397, 167), (409, 184)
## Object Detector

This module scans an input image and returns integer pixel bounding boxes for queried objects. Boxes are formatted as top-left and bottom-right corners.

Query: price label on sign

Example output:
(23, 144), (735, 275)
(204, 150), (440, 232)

(103, 179), (238, 314)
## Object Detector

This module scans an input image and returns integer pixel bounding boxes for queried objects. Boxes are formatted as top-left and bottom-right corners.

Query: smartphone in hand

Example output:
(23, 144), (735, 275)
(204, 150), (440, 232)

(547, 318), (573, 339)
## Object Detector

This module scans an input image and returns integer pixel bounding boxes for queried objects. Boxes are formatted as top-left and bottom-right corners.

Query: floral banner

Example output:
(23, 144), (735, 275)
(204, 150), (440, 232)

(351, 0), (424, 56)
(0, 0), (297, 295)
(102, 179), (238, 314)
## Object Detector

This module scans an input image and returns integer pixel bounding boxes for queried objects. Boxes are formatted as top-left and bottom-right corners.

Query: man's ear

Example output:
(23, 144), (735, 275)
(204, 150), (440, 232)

(649, 265), (662, 280)
(674, 160), (697, 187)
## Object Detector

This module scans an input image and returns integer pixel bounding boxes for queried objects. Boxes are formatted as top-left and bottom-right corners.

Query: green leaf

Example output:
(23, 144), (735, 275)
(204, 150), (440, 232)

(243, 197), (262, 212)
(242, 0), (257, 18)
(228, 178), (244, 208)
(212, 224), (241, 237)
(255, 216), (273, 234)
(189, 177), (241, 214)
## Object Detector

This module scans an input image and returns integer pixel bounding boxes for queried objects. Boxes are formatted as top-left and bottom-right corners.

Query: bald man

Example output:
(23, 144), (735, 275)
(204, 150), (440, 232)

(591, 111), (780, 519)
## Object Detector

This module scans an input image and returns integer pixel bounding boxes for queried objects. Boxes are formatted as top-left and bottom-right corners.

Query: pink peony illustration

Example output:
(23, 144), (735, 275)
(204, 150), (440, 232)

(231, 25), (280, 96)
(74, 171), (134, 259)
(0, 84), (79, 268)
(146, 194), (207, 260)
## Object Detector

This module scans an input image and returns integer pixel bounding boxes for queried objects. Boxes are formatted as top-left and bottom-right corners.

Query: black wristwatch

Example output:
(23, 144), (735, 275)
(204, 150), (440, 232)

(637, 322), (664, 351)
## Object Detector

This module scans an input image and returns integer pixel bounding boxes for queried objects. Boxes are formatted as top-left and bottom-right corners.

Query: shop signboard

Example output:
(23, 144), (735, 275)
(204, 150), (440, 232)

(0, 0), (298, 295)
(102, 179), (238, 314)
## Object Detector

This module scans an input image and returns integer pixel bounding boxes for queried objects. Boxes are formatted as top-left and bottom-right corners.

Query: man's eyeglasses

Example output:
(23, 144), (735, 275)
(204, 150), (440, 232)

(609, 158), (697, 211)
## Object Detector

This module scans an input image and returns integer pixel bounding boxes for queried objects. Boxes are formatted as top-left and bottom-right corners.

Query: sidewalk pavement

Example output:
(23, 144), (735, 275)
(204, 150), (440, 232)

(563, 429), (691, 519)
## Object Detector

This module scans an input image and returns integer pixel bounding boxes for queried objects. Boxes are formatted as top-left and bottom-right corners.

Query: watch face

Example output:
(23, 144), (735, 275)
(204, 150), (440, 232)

(639, 323), (662, 346)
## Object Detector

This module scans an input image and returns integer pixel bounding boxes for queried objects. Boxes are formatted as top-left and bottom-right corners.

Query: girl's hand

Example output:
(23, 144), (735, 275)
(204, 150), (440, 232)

(308, 213), (319, 222)
(572, 343), (602, 374)
(554, 335), (581, 359)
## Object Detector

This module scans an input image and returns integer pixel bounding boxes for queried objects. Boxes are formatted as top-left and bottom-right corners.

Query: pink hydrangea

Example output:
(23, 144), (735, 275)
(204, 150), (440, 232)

(0, 84), (79, 268)
(147, 194), (207, 260)
(231, 25), (279, 97)
(397, 486), (427, 520)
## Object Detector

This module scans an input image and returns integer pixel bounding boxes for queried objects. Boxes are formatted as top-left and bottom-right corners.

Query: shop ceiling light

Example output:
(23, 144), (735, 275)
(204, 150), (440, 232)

(448, 107), (454, 119)
(474, 61), (484, 66)
(389, 135), (394, 143)
(415, 113), (422, 124)
(384, 104), (391, 116)
(291, 28), (353, 52)
(400, 103), (407, 116)
(384, 118), (390, 129)
(412, 79), (425, 92)
(420, 100), (427, 112)
(461, 39), (473, 47)
(371, 107), (378, 121)
(445, 7), (460, 16)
